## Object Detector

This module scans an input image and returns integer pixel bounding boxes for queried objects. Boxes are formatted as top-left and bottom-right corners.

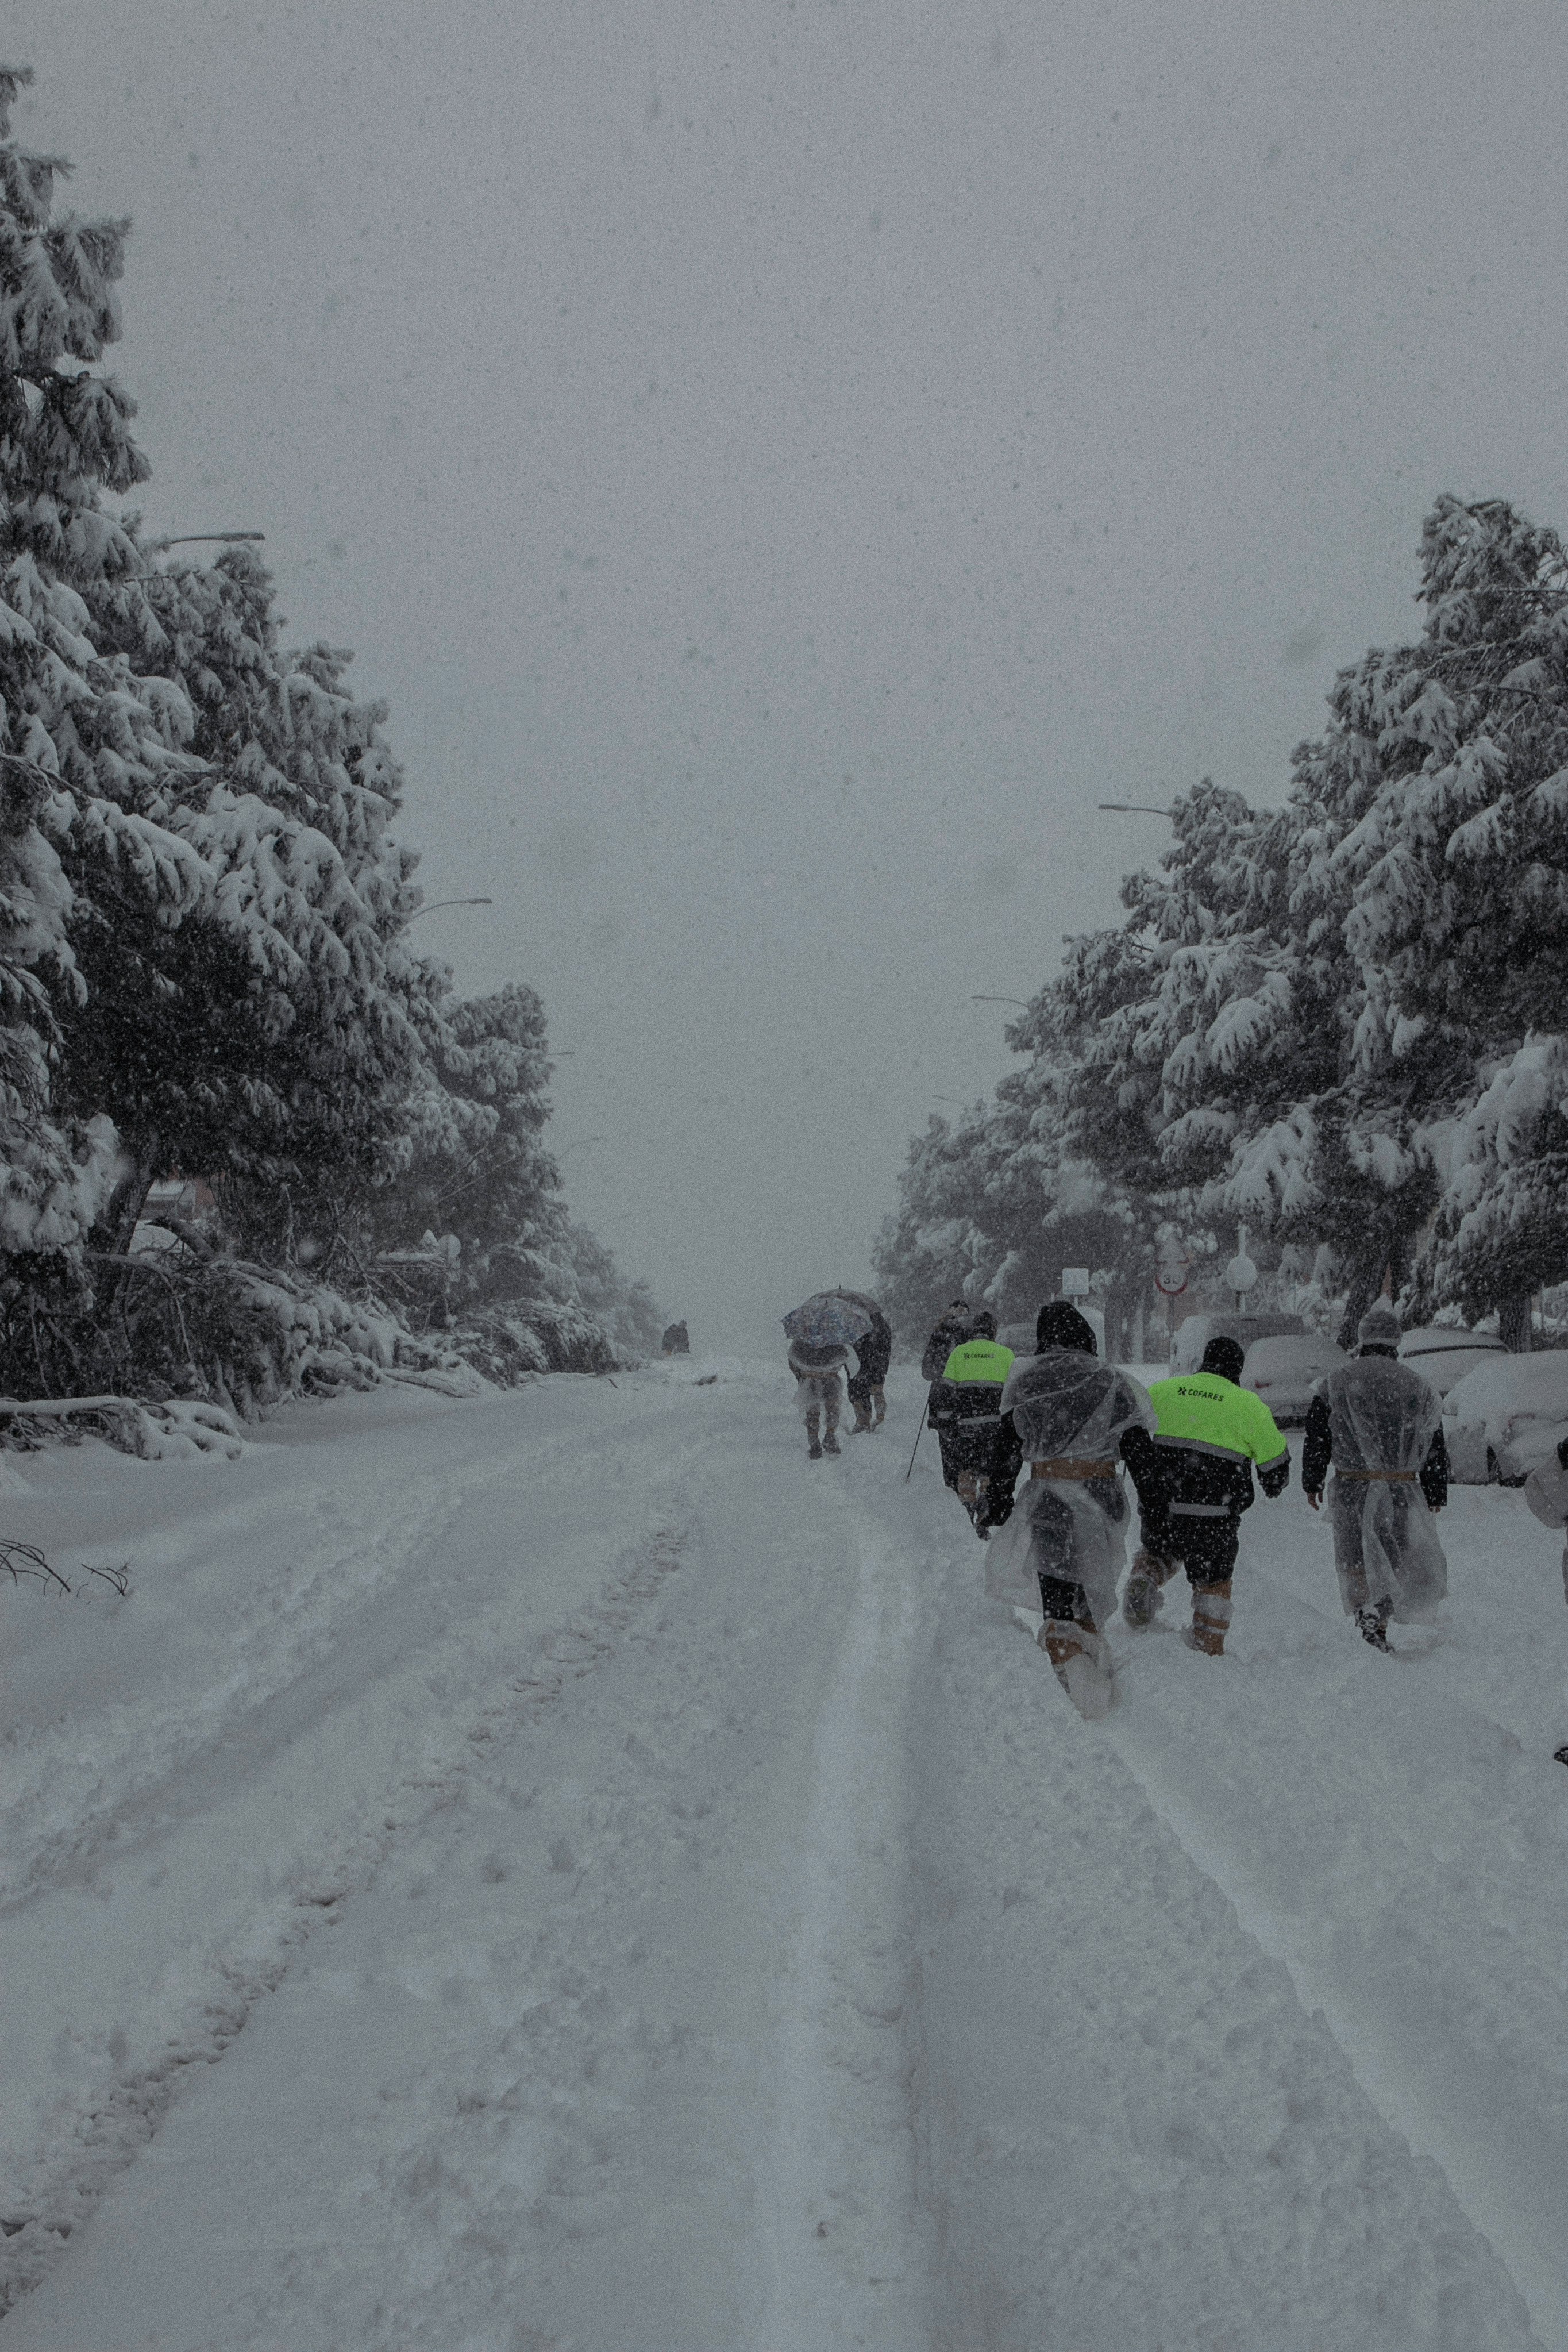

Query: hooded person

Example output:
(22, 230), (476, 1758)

(927, 1310), (1022, 1534)
(787, 1338), (851, 1461)
(1120, 1335), (1291, 1656)
(1523, 1435), (1568, 1767)
(834, 1290), (892, 1432)
(983, 1300), (1159, 1717)
(922, 1298), (975, 1384)
(1301, 1304), (1448, 1651)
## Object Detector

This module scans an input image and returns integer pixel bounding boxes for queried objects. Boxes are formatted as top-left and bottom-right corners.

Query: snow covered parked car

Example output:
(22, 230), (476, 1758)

(1171, 1311), (1305, 1372)
(1396, 1325), (1509, 1396)
(1240, 1331), (1349, 1426)
(1442, 1352), (1568, 1484)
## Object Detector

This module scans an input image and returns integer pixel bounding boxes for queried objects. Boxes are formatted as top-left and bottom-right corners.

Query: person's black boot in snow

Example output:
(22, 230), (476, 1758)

(1123, 1550), (1173, 1631)
(807, 1438), (823, 1460)
(822, 1430), (840, 1457)
(1355, 1602), (1393, 1653)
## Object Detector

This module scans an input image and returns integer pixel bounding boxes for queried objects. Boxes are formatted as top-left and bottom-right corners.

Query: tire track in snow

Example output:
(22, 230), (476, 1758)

(1, 1381), (722, 1912)
(752, 1499), (934, 2351)
(0, 1425), (708, 2325)
(1100, 1552), (1568, 2350)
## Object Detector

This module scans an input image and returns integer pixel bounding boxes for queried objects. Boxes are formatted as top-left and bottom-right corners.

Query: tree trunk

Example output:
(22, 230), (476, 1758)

(1335, 1246), (1389, 1352)
(1498, 1294), (1533, 1353)
(90, 1146), (158, 1259)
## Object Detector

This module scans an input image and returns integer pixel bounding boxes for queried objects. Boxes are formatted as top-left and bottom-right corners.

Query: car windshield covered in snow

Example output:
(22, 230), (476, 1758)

(1397, 1326), (1509, 1396)
(1240, 1332), (1349, 1427)
(1442, 1350), (1568, 1483)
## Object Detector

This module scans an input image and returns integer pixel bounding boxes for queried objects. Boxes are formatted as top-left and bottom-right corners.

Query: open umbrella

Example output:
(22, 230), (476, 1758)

(782, 1291), (876, 1349)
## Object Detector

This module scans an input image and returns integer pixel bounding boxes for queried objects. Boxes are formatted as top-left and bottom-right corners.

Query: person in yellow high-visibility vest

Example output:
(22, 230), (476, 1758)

(1121, 1335), (1290, 1655)
(926, 1311), (1022, 1534)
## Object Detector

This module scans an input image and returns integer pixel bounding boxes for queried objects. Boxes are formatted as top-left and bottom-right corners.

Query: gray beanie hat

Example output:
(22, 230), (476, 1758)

(1357, 1304), (1402, 1349)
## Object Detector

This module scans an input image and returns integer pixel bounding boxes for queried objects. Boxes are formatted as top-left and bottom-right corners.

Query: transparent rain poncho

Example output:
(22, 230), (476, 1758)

(1321, 1357), (1448, 1622)
(787, 1341), (850, 1422)
(983, 1348), (1157, 1627)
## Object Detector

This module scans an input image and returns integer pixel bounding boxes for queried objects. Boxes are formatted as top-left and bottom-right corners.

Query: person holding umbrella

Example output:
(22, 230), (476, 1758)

(781, 1291), (876, 1462)
(832, 1288), (892, 1432)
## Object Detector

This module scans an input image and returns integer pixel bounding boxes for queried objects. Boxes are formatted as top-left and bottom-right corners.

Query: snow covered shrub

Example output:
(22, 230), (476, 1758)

(449, 1299), (615, 1383)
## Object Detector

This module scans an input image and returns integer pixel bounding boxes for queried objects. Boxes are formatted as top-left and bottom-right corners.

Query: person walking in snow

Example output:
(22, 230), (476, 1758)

(1120, 1335), (1292, 1657)
(927, 1310), (1022, 1534)
(661, 1321), (690, 1356)
(1301, 1304), (1448, 1652)
(1523, 1435), (1568, 1766)
(836, 1291), (892, 1432)
(787, 1337), (851, 1460)
(985, 1301), (1159, 1716)
(922, 1298), (975, 1384)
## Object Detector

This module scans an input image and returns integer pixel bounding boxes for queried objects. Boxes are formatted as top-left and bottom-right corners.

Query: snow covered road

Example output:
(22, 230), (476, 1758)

(1, 1361), (1564, 2349)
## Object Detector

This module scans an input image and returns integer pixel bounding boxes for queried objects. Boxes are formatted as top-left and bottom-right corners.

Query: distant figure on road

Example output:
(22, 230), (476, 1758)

(927, 1311), (1020, 1534)
(788, 1338), (850, 1461)
(1121, 1336), (1291, 1657)
(1524, 1436), (1568, 1766)
(1301, 1304), (1448, 1652)
(661, 1322), (690, 1357)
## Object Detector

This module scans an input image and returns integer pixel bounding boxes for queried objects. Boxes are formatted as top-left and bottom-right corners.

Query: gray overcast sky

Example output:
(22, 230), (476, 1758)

(14, 1), (1568, 1349)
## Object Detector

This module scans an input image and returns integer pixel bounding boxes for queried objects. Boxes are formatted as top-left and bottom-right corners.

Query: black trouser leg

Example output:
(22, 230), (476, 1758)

(1172, 1518), (1240, 1586)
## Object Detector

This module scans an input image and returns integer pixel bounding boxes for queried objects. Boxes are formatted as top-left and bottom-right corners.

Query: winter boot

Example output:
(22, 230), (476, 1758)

(850, 1403), (873, 1434)
(822, 1421), (841, 1458)
(1181, 1581), (1233, 1657)
(806, 1409), (823, 1461)
(1123, 1550), (1175, 1631)
(1038, 1619), (1114, 1719)
(1355, 1601), (1393, 1653)
(870, 1386), (887, 1428)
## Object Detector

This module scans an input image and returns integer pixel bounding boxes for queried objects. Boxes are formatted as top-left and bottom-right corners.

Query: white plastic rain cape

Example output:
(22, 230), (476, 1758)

(787, 1342), (849, 1422)
(983, 1348), (1157, 1627)
(1320, 1357), (1447, 1622)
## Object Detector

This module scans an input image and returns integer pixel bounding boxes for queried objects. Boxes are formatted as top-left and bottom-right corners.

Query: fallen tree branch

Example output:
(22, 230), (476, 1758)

(0, 1542), (132, 1600)
(0, 1539), (72, 1595)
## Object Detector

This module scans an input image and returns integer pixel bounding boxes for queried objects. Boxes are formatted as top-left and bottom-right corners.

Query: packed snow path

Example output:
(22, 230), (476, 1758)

(2, 1362), (1565, 2350)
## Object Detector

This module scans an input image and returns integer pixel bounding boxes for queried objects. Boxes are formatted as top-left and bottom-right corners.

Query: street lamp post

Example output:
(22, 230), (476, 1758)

(394, 897), (494, 930)
(147, 533), (266, 549)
